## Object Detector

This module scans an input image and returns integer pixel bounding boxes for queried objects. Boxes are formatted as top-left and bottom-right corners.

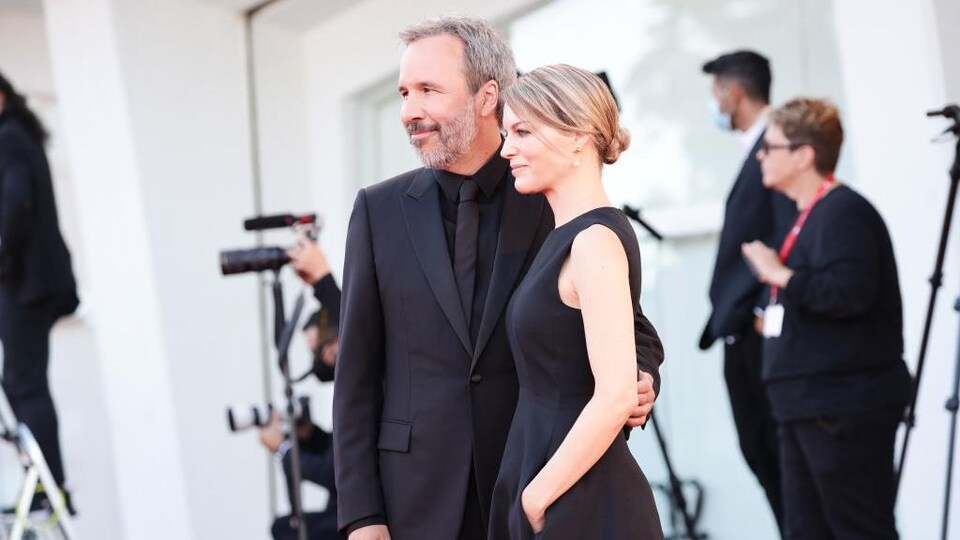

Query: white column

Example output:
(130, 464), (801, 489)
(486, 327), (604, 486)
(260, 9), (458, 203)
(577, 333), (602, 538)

(43, 0), (269, 538)
(41, 0), (194, 538)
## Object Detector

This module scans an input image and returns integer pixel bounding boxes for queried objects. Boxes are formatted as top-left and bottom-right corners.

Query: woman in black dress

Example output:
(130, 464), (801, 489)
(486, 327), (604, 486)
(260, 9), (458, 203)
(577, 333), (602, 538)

(487, 64), (663, 539)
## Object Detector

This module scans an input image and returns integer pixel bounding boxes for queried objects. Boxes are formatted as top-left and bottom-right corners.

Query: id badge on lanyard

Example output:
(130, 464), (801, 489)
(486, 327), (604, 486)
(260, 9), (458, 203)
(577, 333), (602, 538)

(763, 304), (784, 338)
(764, 176), (835, 340)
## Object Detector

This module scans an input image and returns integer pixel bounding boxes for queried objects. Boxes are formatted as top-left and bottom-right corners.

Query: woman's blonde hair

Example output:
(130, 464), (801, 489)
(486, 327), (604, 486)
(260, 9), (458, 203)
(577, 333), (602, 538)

(502, 64), (630, 164)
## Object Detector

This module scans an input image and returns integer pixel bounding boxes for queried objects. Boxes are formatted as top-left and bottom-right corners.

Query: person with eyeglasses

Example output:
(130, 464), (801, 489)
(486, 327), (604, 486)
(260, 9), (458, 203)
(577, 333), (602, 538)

(699, 50), (796, 533)
(741, 97), (910, 539)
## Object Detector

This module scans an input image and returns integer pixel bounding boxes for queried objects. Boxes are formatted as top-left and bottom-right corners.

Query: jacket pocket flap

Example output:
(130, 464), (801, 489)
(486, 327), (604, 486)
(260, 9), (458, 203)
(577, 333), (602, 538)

(377, 420), (412, 452)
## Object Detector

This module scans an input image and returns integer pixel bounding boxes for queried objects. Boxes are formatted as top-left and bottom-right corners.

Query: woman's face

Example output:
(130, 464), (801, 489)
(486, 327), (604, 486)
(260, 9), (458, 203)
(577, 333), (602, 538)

(500, 105), (580, 194)
(758, 123), (805, 193)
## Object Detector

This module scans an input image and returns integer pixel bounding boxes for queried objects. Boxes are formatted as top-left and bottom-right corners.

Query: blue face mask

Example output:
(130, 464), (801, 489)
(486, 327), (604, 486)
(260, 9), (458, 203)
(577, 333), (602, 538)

(708, 97), (733, 131)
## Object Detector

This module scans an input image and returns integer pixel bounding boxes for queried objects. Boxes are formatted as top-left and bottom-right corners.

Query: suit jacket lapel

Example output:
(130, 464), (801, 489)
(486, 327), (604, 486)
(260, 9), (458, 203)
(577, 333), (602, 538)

(728, 130), (765, 204)
(472, 177), (545, 366)
(401, 169), (473, 357)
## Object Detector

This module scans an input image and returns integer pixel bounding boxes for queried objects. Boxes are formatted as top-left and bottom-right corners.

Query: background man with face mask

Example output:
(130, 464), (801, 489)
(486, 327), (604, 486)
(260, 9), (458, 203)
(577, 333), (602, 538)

(698, 50), (795, 533)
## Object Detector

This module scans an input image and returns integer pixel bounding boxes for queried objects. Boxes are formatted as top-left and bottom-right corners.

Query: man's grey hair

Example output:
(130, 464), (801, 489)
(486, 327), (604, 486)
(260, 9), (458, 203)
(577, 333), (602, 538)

(400, 16), (517, 120)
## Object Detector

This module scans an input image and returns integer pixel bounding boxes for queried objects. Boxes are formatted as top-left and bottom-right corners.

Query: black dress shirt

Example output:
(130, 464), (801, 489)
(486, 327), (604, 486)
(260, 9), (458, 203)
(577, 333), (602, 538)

(434, 152), (509, 344)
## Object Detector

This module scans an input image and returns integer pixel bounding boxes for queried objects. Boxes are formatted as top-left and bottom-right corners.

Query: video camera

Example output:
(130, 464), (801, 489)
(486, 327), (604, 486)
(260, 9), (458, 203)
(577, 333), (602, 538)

(220, 213), (320, 275)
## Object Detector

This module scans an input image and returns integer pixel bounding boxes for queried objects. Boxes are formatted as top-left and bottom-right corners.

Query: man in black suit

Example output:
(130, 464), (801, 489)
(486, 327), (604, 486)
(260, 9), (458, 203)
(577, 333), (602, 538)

(333, 17), (664, 540)
(0, 72), (79, 502)
(698, 51), (794, 531)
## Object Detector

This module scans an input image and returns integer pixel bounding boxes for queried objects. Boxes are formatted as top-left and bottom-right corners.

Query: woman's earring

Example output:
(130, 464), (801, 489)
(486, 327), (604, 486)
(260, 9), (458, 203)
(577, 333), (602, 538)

(573, 147), (582, 167)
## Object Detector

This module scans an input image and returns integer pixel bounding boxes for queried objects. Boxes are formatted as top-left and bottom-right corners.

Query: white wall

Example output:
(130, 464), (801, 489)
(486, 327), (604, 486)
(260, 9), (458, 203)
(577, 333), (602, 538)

(0, 8), (54, 92)
(833, 1), (960, 538)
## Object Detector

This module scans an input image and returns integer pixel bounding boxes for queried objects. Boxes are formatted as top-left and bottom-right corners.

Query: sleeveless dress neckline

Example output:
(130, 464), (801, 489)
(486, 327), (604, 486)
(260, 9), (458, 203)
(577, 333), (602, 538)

(552, 206), (618, 230)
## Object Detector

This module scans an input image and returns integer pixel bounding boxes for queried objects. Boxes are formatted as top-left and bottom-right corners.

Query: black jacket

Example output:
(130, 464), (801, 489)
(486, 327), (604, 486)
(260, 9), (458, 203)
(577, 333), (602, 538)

(333, 162), (663, 539)
(309, 274), (341, 382)
(762, 186), (911, 418)
(0, 111), (78, 312)
(700, 133), (795, 348)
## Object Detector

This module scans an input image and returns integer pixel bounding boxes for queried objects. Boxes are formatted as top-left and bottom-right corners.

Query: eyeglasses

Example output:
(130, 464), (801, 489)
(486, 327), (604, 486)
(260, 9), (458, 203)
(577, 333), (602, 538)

(759, 141), (804, 154)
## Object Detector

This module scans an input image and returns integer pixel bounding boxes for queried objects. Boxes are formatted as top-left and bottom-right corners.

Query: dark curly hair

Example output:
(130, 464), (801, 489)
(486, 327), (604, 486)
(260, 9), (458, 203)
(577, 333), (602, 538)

(0, 70), (49, 144)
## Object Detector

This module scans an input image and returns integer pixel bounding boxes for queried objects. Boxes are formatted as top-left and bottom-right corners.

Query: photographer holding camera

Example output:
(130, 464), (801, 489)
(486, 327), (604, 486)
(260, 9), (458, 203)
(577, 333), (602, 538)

(258, 235), (341, 540)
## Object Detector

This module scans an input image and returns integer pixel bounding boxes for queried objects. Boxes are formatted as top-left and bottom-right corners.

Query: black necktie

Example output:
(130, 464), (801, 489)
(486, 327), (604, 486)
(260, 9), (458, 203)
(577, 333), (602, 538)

(455, 179), (479, 329)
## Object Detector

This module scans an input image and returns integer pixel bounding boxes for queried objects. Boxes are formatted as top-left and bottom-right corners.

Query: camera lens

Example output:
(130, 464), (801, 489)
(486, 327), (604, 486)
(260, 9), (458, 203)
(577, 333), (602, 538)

(220, 246), (289, 275)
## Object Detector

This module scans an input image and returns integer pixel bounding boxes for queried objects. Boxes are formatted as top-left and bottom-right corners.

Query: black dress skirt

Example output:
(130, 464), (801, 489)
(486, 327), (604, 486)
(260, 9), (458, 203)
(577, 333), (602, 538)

(488, 207), (663, 539)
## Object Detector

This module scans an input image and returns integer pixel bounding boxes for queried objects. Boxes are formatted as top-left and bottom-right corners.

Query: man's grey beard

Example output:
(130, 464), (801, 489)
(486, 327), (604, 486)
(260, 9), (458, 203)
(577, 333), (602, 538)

(407, 102), (478, 170)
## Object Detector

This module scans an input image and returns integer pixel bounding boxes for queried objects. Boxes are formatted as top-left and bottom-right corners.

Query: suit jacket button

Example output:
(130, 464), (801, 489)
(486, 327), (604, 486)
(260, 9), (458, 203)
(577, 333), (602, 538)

(470, 374), (483, 384)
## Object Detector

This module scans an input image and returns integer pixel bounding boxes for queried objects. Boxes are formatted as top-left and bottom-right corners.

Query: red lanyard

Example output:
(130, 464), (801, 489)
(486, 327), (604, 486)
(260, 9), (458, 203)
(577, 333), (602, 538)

(770, 176), (835, 302)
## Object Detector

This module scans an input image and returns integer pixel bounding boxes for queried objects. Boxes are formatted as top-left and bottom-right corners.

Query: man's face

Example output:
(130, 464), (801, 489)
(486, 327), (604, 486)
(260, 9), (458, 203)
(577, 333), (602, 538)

(711, 79), (734, 115)
(399, 34), (479, 170)
(710, 79), (723, 102)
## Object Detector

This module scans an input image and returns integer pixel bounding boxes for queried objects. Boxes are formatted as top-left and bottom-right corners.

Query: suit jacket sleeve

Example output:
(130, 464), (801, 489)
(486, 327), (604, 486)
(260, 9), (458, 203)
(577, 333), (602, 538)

(333, 189), (388, 532)
(313, 273), (342, 325)
(635, 307), (664, 396)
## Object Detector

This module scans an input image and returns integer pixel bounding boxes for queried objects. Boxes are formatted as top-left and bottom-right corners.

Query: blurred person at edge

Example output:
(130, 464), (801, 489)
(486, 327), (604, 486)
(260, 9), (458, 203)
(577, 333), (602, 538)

(258, 236), (341, 540)
(0, 70), (79, 512)
(741, 97), (911, 540)
(699, 50), (796, 534)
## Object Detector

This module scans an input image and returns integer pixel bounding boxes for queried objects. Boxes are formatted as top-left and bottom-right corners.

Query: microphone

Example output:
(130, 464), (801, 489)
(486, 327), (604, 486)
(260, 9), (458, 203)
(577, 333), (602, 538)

(926, 104), (960, 120)
(243, 213), (317, 231)
(927, 105), (960, 139)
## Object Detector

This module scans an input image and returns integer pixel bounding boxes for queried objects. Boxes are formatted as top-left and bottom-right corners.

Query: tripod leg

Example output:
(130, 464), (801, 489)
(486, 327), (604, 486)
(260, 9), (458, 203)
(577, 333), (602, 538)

(941, 296), (960, 540)
(650, 412), (704, 538)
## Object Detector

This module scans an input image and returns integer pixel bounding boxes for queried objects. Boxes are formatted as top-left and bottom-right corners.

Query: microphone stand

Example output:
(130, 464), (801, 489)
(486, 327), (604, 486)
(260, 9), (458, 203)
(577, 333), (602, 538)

(270, 271), (308, 540)
(943, 287), (960, 540)
(894, 107), (960, 522)
(623, 205), (707, 539)
(622, 205), (664, 241)
(900, 105), (960, 540)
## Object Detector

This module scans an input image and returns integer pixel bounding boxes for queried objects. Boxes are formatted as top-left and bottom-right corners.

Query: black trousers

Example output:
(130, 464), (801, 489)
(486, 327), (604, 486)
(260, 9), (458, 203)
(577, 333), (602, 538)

(724, 328), (783, 531)
(0, 288), (67, 486)
(459, 466), (485, 540)
(779, 409), (901, 540)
